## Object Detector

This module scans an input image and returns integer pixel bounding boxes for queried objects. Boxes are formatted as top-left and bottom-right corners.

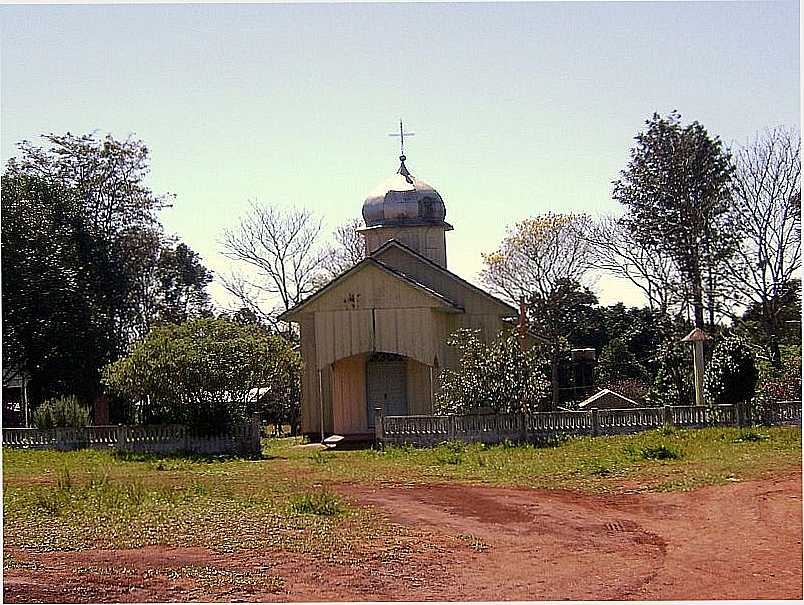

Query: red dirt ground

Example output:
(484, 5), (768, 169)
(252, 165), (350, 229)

(4, 472), (802, 602)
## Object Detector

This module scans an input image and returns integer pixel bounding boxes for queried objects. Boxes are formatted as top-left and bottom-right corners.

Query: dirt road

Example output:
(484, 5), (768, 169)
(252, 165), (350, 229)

(4, 472), (801, 601)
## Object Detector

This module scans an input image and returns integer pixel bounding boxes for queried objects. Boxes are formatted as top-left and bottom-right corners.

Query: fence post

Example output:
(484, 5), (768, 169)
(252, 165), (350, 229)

(374, 407), (384, 444)
(519, 413), (528, 443)
(734, 402), (743, 428)
(449, 415), (457, 441)
(116, 426), (128, 452)
(591, 408), (599, 437)
(663, 405), (673, 427)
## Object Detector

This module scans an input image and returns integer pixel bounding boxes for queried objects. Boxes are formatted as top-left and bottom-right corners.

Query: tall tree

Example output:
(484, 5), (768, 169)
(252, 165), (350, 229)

(1, 173), (115, 403)
(3, 133), (212, 404)
(613, 111), (738, 328)
(726, 127), (801, 366)
(221, 203), (325, 329)
(481, 213), (594, 408)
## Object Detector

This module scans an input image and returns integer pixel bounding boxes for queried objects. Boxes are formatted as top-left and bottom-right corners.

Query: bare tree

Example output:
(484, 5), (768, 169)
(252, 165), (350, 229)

(221, 203), (325, 327)
(321, 218), (366, 280)
(585, 215), (683, 315)
(726, 127), (801, 365)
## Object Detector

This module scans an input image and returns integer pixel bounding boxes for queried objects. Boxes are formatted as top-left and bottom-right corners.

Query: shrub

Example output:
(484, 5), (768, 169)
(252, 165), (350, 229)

(32, 396), (90, 429)
(435, 329), (550, 415)
(704, 335), (758, 406)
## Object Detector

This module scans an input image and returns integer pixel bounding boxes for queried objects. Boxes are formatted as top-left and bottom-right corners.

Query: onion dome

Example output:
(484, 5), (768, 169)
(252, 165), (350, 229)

(362, 156), (447, 228)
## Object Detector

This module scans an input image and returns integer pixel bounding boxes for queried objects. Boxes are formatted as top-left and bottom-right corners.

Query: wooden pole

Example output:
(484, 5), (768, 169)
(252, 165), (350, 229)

(692, 339), (705, 406)
(681, 328), (709, 407)
(318, 369), (324, 444)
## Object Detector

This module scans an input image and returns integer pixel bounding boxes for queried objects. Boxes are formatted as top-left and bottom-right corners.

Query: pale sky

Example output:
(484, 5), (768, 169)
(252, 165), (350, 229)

(1, 1), (800, 310)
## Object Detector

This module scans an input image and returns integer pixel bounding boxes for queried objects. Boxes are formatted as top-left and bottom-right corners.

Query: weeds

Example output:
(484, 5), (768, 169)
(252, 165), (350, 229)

(640, 445), (681, 460)
(734, 429), (768, 443)
(289, 491), (344, 516)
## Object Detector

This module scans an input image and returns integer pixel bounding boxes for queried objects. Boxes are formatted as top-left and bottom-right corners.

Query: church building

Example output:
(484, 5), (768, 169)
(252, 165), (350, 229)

(279, 147), (521, 440)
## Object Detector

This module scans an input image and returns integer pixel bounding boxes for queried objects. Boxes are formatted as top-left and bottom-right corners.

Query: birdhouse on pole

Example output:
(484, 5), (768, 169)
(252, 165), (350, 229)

(681, 328), (710, 406)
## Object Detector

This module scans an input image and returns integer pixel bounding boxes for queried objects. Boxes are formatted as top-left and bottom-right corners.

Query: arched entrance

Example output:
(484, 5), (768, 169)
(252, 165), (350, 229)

(366, 352), (408, 427)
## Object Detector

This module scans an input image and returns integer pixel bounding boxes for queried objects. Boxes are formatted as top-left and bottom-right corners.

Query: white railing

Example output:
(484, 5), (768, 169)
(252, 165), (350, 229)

(376, 402), (801, 447)
(2, 415), (262, 457)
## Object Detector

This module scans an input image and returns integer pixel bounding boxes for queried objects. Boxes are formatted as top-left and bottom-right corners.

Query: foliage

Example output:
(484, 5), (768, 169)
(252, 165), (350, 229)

(31, 396), (91, 429)
(2, 173), (117, 404)
(102, 318), (299, 432)
(596, 338), (645, 384)
(481, 213), (592, 297)
(703, 335), (758, 405)
(2, 133), (212, 410)
(753, 346), (801, 407)
(613, 111), (738, 328)
(255, 346), (303, 436)
(435, 329), (551, 414)
(647, 338), (694, 406)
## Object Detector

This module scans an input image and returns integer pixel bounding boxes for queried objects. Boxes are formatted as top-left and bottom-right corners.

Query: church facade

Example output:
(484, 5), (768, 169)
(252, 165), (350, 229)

(279, 153), (520, 439)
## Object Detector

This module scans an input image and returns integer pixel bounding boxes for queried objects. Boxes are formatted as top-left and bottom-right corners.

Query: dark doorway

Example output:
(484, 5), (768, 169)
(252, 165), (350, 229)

(366, 352), (408, 427)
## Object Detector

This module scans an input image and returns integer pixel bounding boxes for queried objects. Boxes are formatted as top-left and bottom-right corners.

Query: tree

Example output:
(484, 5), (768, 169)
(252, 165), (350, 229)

(435, 329), (550, 415)
(6, 132), (169, 240)
(481, 213), (594, 408)
(221, 203), (325, 329)
(586, 215), (682, 315)
(703, 335), (758, 406)
(3, 133), (211, 406)
(726, 128), (801, 366)
(102, 318), (299, 432)
(613, 111), (738, 328)
(1, 173), (117, 404)
(321, 218), (366, 279)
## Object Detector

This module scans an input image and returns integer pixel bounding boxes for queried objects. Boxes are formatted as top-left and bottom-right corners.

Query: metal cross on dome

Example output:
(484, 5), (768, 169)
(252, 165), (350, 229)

(388, 120), (415, 158)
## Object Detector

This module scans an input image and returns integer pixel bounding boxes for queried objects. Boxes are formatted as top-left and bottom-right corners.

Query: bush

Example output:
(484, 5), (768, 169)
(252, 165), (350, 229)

(435, 329), (550, 415)
(704, 335), (758, 406)
(32, 396), (90, 429)
(102, 318), (300, 433)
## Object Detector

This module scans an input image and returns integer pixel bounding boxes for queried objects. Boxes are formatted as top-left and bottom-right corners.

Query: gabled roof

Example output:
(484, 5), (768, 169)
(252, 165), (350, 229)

(278, 256), (463, 322)
(578, 389), (641, 409)
(371, 239), (519, 316)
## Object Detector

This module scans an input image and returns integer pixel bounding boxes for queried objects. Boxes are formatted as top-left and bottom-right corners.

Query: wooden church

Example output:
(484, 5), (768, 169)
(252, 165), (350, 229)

(279, 146), (520, 440)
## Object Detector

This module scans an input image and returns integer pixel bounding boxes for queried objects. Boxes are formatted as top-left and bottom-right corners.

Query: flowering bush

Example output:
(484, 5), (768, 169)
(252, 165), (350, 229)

(435, 329), (550, 415)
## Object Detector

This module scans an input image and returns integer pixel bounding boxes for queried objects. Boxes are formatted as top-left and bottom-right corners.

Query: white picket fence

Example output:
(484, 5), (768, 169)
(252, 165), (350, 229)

(376, 401), (802, 447)
(2, 414), (262, 457)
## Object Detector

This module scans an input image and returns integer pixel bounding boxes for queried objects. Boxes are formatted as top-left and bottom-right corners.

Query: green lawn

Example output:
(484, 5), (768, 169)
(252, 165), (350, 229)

(3, 425), (800, 555)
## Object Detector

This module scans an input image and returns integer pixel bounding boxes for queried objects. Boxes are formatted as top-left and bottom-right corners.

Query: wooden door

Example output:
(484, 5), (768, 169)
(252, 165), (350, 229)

(366, 353), (408, 427)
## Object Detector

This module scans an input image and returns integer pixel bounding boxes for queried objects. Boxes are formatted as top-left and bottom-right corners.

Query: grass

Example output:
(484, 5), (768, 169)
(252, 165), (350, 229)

(3, 425), (800, 557)
(274, 425), (802, 493)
